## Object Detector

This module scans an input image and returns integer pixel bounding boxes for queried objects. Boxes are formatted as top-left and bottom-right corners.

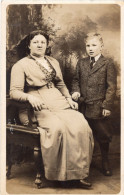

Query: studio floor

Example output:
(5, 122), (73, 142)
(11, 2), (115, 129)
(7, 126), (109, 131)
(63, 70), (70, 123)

(6, 154), (120, 195)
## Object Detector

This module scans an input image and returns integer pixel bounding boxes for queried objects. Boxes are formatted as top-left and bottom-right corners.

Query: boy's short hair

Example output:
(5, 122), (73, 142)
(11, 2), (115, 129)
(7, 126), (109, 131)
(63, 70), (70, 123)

(84, 32), (104, 46)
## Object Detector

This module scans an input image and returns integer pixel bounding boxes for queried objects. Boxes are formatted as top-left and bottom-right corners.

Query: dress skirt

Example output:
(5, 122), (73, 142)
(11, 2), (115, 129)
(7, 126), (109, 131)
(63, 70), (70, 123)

(28, 87), (94, 181)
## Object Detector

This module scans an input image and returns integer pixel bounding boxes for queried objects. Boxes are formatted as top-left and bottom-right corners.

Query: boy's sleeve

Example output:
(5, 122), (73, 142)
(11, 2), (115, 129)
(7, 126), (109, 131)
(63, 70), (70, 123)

(71, 60), (81, 94)
(102, 60), (117, 111)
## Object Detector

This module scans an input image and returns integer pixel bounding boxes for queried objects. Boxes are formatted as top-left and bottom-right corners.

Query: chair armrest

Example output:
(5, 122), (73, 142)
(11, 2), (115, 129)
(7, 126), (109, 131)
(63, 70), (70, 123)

(7, 98), (31, 109)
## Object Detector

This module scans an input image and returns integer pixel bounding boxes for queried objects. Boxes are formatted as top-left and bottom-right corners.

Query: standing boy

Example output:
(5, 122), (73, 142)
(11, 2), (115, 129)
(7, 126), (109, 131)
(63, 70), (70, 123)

(71, 33), (117, 176)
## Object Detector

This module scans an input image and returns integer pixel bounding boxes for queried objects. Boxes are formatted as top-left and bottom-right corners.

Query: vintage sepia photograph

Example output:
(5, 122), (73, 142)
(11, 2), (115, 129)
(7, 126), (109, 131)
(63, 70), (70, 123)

(1, 1), (123, 194)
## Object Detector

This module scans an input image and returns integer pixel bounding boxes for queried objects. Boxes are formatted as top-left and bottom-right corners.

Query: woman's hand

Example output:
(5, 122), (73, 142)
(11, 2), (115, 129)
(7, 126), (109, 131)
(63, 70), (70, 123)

(27, 94), (47, 111)
(67, 98), (78, 110)
(102, 109), (111, 117)
(72, 92), (80, 101)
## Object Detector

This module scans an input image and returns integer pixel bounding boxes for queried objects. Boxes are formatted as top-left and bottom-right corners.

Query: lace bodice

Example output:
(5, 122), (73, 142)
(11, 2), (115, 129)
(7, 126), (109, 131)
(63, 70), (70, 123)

(30, 55), (56, 88)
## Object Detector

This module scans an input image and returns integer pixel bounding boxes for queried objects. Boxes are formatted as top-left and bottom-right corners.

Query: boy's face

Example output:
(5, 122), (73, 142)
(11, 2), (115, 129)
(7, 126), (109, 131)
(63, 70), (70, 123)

(86, 37), (103, 57)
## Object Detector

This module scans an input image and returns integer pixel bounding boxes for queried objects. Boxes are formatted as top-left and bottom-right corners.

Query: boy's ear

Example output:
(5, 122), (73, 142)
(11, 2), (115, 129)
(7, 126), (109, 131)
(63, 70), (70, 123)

(46, 42), (50, 48)
(100, 44), (104, 51)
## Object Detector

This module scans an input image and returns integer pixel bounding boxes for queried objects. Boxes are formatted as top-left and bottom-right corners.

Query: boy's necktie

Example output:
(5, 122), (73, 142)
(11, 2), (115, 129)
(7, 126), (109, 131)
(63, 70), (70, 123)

(90, 57), (95, 69)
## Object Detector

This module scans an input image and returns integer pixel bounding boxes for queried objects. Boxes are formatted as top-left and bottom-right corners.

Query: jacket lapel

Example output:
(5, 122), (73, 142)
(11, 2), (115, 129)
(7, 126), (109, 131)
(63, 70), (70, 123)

(83, 57), (91, 75)
(89, 55), (106, 75)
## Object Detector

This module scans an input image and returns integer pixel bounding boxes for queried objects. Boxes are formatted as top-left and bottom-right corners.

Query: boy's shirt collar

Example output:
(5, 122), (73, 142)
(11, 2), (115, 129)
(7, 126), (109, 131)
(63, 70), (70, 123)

(90, 54), (101, 63)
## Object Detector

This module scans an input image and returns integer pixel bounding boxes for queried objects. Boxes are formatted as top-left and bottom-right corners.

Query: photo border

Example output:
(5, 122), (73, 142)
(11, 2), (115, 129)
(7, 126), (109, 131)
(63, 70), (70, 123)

(1, 0), (124, 195)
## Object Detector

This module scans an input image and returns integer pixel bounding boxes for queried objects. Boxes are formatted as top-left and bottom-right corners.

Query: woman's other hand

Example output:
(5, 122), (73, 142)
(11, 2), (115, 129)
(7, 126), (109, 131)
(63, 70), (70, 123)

(67, 98), (78, 110)
(27, 94), (47, 111)
(72, 92), (80, 101)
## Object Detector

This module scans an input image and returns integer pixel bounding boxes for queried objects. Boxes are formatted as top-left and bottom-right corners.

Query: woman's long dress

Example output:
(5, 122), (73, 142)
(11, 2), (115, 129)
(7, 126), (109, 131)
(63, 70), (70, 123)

(10, 55), (94, 181)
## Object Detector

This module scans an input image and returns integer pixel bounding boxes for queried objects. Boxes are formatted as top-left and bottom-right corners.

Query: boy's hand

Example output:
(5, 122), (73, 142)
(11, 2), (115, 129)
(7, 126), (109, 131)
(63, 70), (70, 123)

(72, 92), (80, 101)
(102, 109), (111, 117)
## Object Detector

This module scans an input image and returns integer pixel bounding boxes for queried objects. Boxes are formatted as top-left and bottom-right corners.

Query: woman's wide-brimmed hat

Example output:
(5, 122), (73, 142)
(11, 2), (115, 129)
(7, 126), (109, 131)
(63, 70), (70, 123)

(7, 30), (51, 66)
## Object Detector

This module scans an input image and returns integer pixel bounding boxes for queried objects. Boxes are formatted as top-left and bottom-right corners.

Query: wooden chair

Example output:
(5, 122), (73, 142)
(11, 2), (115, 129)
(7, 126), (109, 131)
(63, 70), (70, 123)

(6, 97), (44, 188)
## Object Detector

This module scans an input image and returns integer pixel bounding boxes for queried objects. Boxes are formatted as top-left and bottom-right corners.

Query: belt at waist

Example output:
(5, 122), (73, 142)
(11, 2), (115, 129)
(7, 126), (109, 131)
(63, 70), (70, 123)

(27, 83), (55, 92)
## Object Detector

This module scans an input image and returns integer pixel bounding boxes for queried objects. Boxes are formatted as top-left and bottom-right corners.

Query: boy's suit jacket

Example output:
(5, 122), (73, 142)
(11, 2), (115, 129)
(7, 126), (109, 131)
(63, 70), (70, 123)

(72, 55), (117, 119)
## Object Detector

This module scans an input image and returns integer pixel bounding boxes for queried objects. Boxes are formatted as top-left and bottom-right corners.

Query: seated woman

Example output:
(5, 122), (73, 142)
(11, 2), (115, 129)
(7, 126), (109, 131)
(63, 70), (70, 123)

(10, 30), (94, 188)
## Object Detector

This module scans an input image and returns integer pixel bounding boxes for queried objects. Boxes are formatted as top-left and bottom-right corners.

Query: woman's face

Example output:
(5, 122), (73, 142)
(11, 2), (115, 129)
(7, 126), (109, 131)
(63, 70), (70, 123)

(29, 34), (47, 57)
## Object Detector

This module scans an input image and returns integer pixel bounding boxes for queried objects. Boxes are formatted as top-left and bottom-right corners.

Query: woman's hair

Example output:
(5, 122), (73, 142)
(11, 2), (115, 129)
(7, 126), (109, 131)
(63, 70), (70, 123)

(84, 32), (104, 46)
(26, 30), (49, 54)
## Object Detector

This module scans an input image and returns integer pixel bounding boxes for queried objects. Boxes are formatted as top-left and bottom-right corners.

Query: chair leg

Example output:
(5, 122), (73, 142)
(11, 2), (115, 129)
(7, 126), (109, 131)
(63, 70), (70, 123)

(34, 147), (44, 188)
(6, 164), (12, 179)
(6, 144), (13, 179)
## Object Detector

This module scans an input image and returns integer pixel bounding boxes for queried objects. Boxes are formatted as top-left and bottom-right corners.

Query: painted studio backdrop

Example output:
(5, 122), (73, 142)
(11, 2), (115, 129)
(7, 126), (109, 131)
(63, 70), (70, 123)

(6, 4), (120, 153)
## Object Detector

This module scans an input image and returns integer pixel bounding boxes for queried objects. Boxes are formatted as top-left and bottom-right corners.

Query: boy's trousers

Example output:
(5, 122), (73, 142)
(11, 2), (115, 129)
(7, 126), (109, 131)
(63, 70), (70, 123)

(79, 102), (113, 144)
(86, 118), (112, 144)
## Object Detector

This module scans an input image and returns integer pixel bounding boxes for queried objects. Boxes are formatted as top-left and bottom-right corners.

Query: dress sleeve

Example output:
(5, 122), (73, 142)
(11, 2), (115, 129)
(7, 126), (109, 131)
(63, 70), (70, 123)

(71, 60), (81, 94)
(54, 61), (71, 98)
(10, 62), (29, 101)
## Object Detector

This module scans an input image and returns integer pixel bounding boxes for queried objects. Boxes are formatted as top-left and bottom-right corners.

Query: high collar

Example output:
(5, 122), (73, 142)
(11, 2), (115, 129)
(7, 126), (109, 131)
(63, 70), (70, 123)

(29, 54), (46, 60)
(90, 54), (101, 62)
